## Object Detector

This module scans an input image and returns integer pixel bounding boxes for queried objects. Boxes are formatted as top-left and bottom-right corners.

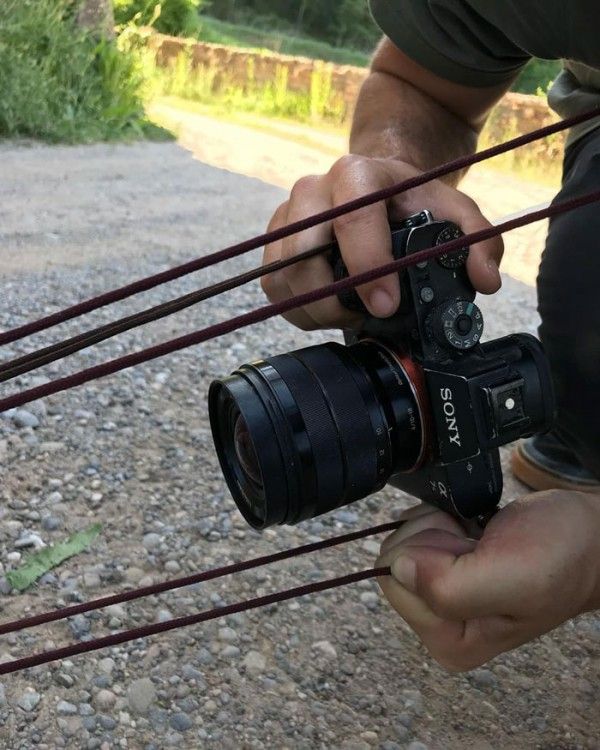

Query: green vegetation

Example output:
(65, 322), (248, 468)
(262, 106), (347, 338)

(144, 49), (347, 123)
(196, 16), (370, 66)
(205, 0), (380, 53)
(514, 58), (562, 95)
(0, 0), (167, 143)
(114, 0), (203, 37)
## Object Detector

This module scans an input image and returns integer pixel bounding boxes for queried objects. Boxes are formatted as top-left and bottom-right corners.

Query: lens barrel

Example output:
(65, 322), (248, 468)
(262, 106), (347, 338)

(209, 341), (424, 529)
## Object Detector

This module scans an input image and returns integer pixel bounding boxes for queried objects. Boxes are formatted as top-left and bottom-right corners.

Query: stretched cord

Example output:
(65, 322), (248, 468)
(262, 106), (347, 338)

(1, 188), (599, 414)
(1, 106), (597, 348)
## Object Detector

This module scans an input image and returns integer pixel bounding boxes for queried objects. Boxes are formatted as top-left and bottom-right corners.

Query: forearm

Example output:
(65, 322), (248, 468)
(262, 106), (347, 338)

(349, 70), (478, 185)
(583, 493), (600, 612)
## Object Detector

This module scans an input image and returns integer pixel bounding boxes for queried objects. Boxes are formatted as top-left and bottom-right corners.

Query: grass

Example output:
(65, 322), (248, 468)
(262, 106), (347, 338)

(196, 15), (370, 67)
(195, 16), (561, 96)
(0, 0), (170, 144)
(143, 48), (348, 124)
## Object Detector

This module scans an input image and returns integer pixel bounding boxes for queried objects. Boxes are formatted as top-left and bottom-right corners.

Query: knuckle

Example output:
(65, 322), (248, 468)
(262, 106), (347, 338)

(329, 153), (370, 182)
(289, 175), (320, 203)
(268, 202), (288, 232)
(260, 272), (276, 298)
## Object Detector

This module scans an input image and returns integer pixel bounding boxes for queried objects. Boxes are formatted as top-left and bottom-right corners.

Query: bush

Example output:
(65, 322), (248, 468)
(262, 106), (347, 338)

(0, 0), (162, 143)
(114, 0), (203, 37)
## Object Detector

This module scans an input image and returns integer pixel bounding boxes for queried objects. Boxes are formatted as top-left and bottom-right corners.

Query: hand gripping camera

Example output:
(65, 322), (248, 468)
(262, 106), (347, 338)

(209, 211), (555, 529)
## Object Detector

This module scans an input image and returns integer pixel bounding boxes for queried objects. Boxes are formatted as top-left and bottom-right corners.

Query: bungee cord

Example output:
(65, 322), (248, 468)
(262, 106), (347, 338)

(0, 106), (598, 349)
(0, 240), (338, 384)
(1, 108), (600, 675)
(0, 519), (404, 636)
(0, 187), (599, 415)
(0, 567), (391, 676)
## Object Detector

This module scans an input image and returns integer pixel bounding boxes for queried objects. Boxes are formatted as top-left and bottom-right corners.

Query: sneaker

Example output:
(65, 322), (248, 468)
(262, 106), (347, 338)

(511, 432), (600, 493)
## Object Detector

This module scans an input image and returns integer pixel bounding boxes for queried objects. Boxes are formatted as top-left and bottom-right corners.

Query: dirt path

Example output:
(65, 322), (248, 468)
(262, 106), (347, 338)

(0, 114), (597, 750)
(149, 98), (557, 287)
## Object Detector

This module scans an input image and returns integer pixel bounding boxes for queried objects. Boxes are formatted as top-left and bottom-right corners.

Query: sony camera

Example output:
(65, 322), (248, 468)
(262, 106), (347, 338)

(208, 211), (555, 529)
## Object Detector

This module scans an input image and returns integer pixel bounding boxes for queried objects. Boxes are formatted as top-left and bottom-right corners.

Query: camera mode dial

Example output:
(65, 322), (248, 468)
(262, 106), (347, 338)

(435, 225), (470, 269)
(430, 299), (484, 350)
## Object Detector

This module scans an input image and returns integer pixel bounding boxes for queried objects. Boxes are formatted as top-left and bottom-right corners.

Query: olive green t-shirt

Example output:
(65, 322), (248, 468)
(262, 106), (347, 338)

(370, 0), (600, 145)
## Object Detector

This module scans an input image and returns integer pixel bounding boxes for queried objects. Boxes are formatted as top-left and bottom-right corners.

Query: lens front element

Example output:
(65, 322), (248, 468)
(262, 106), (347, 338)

(209, 341), (424, 529)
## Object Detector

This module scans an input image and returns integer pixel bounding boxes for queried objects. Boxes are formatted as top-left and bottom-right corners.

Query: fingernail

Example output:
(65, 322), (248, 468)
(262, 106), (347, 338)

(391, 555), (417, 593)
(369, 289), (396, 317)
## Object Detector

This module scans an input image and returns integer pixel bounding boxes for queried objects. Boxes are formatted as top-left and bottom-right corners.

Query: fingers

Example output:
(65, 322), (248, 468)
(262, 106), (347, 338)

(389, 178), (503, 295)
(263, 155), (503, 334)
(262, 203), (320, 330)
(281, 175), (358, 328)
(329, 156), (399, 317)
(379, 506), (464, 557)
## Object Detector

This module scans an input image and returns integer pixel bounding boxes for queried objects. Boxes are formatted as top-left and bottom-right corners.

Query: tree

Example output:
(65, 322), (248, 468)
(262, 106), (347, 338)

(76, 0), (115, 36)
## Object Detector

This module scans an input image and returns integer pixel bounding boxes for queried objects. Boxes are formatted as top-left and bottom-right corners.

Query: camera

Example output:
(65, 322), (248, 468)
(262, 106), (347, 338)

(209, 211), (555, 529)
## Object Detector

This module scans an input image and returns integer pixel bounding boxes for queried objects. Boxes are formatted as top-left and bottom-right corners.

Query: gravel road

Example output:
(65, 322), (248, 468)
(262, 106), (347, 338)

(0, 137), (598, 750)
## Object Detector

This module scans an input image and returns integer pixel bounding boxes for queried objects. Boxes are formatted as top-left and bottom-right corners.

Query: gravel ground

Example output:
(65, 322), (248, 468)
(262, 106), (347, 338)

(0, 139), (598, 750)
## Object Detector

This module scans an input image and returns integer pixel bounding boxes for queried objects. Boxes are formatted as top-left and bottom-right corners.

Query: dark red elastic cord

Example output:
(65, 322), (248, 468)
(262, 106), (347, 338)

(0, 567), (390, 676)
(1, 106), (598, 348)
(0, 241), (337, 383)
(1, 187), (599, 415)
(0, 519), (403, 636)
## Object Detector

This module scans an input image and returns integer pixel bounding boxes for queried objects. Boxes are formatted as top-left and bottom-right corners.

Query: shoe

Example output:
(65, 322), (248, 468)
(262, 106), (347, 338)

(511, 432), (600, 493)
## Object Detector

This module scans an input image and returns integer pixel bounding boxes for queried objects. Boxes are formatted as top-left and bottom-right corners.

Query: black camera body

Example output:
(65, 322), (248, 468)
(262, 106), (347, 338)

(209, 211), (555, 529)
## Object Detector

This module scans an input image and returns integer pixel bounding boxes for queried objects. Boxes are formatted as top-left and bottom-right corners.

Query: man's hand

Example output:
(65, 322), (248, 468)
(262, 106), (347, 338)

(376, 491), (600, 671)
(262, 156), (503, 330)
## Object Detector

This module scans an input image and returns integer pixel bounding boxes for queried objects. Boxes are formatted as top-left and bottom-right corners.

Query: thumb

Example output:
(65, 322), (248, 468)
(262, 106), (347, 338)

(386, 529), (515, 621)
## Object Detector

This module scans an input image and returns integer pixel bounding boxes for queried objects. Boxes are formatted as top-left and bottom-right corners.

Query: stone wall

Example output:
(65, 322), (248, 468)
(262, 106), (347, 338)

(148, 33), (564, 159)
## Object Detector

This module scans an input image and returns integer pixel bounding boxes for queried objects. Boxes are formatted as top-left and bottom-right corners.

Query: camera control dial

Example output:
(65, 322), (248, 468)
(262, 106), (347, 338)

(435, 225), (470, 269)
(430, 300), (484, 350)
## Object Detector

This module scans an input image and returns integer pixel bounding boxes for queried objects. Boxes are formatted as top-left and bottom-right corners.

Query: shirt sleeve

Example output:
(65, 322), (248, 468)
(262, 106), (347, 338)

(370, 0), (531, 88)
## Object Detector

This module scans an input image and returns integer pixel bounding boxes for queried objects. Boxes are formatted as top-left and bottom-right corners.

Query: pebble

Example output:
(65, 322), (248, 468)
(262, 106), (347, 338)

(94, 689), (116, 711)
(14, 532), (45, 549)
(220, 645), (241, 659)
(359, 591), (380, 610)
(83, 571), (101, 588)
(18, 689), (41, 712)
(361, 540), (381, 556)
(57, 700), (78, 715)
(218, 627), (238, 643)
(143, 533), (161, 550)
(128, 678), (156, 715)
(243, 650), (266, 675)
(98, 714), (117, 730)
(12, 410), (40, 429)
(470, 668), (499, 690)
(155, 609), (174, 623)
(170, 712), (193, 732)
(99, 657), (115, 674)
(55, 672), (75, 688)
(42, 515), (62, 531)
(407, 743), (429, 750)
(402, 690), (424, 717)
(69, 614), (91, 640)
(312, 640), (337, 659)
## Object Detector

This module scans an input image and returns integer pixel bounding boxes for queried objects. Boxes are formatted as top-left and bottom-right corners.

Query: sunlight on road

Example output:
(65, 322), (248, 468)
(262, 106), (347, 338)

(149, 99), (558, 287)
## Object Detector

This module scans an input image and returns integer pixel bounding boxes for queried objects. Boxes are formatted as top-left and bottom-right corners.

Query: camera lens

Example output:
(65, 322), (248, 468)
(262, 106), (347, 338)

(233, 414), (262, 487)
(209, 341), (426, 529)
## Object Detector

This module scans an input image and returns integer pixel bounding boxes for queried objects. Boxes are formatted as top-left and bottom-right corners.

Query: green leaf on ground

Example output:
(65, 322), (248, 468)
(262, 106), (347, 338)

(6, 523), (102, 592)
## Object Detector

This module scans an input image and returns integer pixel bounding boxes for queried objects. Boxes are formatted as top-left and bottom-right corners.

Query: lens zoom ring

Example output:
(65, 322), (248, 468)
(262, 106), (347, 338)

(292, 346), (379, 507)
(268, 353), (344, 519)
